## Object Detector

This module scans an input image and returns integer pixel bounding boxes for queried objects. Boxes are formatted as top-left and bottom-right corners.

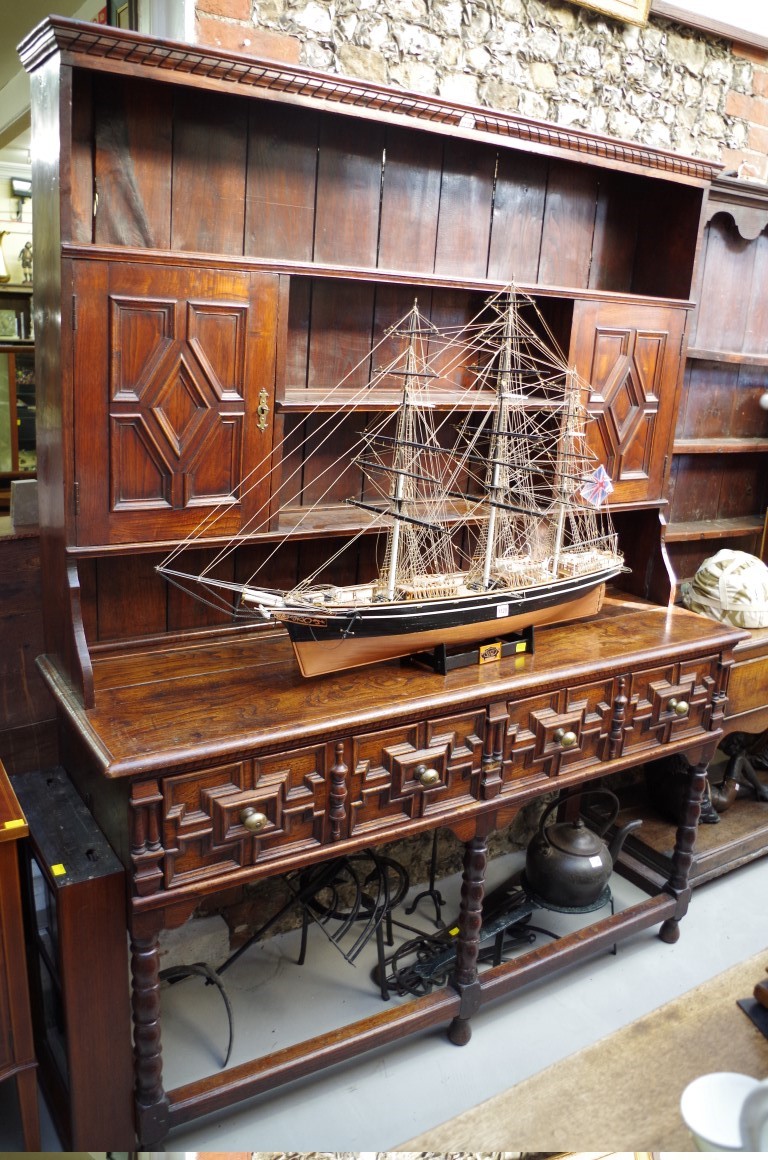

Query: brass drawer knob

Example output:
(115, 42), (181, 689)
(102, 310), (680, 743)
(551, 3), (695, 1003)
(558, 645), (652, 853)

(240, 806), (268, 832)
(668, 698), (689, 716)
(554, 728), (578, 749)
(415, 764), (440, 787)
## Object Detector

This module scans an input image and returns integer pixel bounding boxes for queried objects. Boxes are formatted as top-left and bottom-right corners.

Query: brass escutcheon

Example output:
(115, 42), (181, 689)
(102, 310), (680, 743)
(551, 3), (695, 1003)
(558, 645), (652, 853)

(257, 389), (269, 431)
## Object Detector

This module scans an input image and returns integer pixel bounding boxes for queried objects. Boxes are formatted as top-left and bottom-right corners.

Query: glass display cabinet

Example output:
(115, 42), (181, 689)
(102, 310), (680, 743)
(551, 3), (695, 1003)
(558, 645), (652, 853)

(12, 767), (135, 1149)
(0, 344), (36, 509)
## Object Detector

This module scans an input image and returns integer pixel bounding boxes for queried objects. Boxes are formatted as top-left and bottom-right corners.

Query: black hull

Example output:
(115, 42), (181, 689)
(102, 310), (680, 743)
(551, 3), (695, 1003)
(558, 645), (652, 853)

(282, 575), (613, 677)
(281, 566), (619, 644)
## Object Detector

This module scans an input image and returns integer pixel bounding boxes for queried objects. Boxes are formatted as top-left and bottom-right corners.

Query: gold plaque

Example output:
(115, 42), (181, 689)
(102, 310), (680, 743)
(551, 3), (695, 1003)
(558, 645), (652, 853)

(479, 641), (502, 664)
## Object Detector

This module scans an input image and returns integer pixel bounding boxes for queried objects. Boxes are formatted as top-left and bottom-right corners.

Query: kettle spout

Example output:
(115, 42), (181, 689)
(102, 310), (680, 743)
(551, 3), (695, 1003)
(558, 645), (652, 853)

(608, 817), (643, 864)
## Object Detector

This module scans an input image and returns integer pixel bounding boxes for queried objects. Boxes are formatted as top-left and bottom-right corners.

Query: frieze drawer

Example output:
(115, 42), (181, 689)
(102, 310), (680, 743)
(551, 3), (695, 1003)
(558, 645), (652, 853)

(159, 749), (330, 890)
(347, 710), (486, 838)
(135, 655), (719, 896)
(499, 676), (616, 791)
(151, 711), (486, 891)
(620, 655), (718, 758)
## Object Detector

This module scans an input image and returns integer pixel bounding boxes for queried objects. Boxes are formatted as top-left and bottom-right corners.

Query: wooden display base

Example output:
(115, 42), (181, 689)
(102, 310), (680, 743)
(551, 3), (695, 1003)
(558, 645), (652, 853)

(406, 626), (534, 674)
(599, 778), (768, 889)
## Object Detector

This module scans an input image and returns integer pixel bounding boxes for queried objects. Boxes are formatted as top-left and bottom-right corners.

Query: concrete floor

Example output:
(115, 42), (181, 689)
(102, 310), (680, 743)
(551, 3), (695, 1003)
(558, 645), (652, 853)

(1, 843), (767, 1152)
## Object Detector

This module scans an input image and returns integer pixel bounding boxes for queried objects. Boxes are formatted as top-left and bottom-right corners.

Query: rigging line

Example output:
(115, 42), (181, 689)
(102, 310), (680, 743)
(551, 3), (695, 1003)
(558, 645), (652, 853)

(365, 431), (481, 456)
(197, 304), (489, 572)
(169, 287), (591, 580)
(195, 354), (438, 577)
(232, 402), (437, 583)
(160, 571), (246, 617)
(161, 306), (431, 566)
(258, 359), (496, 568)
(347, 499), (450, 534)
(445, 490), (551, 518)
(168, 389), (392, 574)
(293, 520), (379, 591)
(356, 459), (448, 488)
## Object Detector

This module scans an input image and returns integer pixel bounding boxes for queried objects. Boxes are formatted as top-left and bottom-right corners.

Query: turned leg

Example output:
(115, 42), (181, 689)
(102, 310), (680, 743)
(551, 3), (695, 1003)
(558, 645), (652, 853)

(448, 833), (487, 1045)
(660, 755), (708, 944)
(131, 932), (170, 1145)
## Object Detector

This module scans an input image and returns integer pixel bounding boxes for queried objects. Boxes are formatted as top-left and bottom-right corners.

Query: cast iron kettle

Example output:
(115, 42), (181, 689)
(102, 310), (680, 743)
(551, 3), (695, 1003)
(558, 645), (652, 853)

(525, 789), (643, 908)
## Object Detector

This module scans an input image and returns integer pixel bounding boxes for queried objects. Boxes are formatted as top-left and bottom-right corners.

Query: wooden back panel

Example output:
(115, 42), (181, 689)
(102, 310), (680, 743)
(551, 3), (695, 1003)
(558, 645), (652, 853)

(82, 72), (699, 297)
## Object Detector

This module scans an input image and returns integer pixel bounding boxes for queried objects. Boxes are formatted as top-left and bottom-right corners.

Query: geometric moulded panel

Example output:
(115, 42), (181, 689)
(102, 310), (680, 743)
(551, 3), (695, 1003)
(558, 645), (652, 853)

(185, 416), (242, 506)
(109, 297), (175, 402)
(187, 301), (247, 401)
(151, 354), (210, 458)
(110, 416), (173, 509)
(588, 325), (666, 485)
(108, 295), (248, 511)
(74, 260), (279, 545)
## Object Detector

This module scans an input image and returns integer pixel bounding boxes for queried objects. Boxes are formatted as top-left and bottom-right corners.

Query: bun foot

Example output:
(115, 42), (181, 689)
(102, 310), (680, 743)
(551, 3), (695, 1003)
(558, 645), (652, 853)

(659, 917), (680, 944)
(448, 1015), (472, 1045)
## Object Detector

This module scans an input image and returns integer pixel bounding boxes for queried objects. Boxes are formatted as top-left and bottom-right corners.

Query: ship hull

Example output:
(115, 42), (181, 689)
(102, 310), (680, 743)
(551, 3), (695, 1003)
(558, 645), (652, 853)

(280, 566), (619, 677)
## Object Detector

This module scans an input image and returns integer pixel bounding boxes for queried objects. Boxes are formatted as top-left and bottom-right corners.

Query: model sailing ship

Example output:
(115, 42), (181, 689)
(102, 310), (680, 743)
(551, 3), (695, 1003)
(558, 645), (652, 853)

(158, 286), (624, 677)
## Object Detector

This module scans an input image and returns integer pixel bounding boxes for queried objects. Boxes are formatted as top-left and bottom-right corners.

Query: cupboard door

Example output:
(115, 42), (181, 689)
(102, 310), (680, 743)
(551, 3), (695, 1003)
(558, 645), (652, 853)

(571, 300), (686, 506)
(72, 261), (279, 545)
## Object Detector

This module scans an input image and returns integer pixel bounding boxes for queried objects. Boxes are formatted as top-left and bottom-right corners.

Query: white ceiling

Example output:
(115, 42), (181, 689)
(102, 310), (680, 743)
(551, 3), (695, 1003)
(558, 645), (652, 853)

(0, 2), (96, 169)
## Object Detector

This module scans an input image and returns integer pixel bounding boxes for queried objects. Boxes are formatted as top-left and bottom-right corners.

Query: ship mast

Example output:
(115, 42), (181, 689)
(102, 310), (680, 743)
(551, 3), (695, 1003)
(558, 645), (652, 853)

(550, 367), (580, 577)
(385, 301), (422, 600)
(480, 292), (518, 588)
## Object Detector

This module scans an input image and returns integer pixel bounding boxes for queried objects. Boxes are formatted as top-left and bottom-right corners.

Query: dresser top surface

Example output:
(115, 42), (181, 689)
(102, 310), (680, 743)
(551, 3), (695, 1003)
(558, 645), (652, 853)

(39, 594), (746, 780)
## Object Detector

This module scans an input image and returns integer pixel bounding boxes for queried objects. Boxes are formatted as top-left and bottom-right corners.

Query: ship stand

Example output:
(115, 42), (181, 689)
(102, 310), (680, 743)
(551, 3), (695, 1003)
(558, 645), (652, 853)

(405, 624), (535, 675)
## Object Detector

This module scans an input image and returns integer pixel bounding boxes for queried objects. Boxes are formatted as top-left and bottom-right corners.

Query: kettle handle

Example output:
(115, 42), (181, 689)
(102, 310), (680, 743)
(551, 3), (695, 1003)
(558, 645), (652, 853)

(538, 788), (620, 840)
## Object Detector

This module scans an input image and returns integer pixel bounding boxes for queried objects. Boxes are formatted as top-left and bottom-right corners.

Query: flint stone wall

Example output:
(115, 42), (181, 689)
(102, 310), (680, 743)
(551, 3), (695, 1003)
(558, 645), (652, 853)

(197, 0), (768, 181)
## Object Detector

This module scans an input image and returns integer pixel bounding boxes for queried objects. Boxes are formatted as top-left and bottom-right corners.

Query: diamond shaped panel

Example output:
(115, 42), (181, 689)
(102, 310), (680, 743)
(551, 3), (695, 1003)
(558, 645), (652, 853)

(151, 354), (211, 457)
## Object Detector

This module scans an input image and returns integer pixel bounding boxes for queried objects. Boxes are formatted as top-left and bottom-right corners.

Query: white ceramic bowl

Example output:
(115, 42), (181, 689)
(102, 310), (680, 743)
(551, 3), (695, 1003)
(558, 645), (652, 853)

(680, 1070), (761, 1150)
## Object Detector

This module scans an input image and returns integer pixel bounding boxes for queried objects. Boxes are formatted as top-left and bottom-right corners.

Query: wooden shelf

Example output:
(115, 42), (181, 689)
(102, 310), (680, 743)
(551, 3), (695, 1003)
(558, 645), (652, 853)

(275, 497), (476, 535)
(277, 387), (499, 412)
(672, 437), (768, 454)
(687, 347), (768, 367)
(665, 515), (765, 542)
(602, 776), (768, 890)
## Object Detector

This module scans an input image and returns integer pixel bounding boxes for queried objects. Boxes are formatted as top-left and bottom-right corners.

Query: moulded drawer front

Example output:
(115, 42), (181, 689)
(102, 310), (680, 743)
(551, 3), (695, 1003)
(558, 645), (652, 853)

(160, 748), (328, 888)
(726, 650), (768, 720)
(501, 678), (615, 790)
(348, 710), (485, 838)
(621, 656), (718, 757)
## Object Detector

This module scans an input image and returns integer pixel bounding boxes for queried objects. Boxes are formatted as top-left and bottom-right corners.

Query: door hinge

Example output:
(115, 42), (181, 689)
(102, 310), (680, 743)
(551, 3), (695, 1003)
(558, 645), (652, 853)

(72, 294), (77, 331)
(74, 481), (80, 515)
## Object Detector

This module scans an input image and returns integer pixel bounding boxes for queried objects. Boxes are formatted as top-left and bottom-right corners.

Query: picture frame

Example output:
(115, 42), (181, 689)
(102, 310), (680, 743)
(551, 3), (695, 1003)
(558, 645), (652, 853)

(107, 0), (138, 30)
(0, 310), (19, 340)
(571, 0), (651, 24)
(651, 0), (768, 49)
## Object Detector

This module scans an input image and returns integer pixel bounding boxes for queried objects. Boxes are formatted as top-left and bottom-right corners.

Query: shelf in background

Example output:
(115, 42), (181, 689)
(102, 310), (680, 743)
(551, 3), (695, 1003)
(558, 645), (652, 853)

(603, 776), (768, 890)
(277, 387), (499, 412)
(672, 437), (768, 454)
(665, 514), (765, 542)
(687, 347), (768, 367)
